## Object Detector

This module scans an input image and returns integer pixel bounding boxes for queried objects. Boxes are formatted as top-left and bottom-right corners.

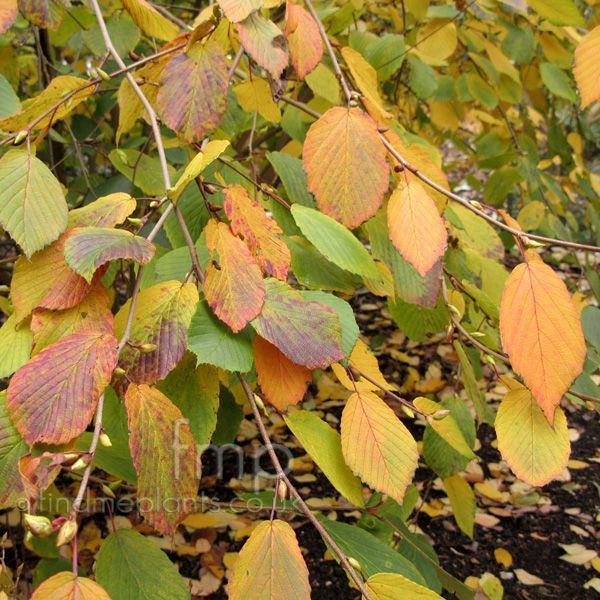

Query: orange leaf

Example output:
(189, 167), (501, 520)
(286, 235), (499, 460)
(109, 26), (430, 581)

(11, 231), (94, 323)
(204, 219), (265, 332)
(500, 250), (586, 423)
(228, 520), (310, 600)
(341, 392), (418, 502)
(387, 180), (447, 277)
(31, 572), (112, 600)
(0, 1), (17, 36)
(223, 184), (291, 280)
(285, 2), (323, 78)
(303, 107), (389, 229)
(238, 13), (288, 79)
(125, 384), (198, 536)
(6, 331), (118, 445)
(253, 335), (311, 411)
(574, 25), (600, 109)
(31, 283), (114, 356)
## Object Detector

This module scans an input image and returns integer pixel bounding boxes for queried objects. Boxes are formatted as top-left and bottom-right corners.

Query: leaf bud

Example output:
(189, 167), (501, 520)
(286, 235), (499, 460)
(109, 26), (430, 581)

(99, 433), (112, 447)
(102, 485), (116, 499)
(96, 67), (110, 82)
(347, 557), (363, 572)
(253, 393), (265, 412)
(64, 96), (73, 110)
(23, 514), (53, 538)
(401, 405), (415, 419)
(56, 519), (78, 547)
(432, 409), (451, 420)
(0, 285), (9, 293)
(14, 130), (28, 145)
(70, 457), (89, 471)
(276, 479), (289, 502)
(149, 200), (160, 208)
(138, 343), (158, 354)
(448, 304), (462, 318)
(126, 217), (143, 225)
(349, 99), (359, 107)
(109, 479), (123, 491)
(470, 332), (486, 338)
(525, 238), (546, 248)
(89, 68), (99, 79)
(203, 184), (220, 195)
(484, 354), (496, 365)
(469, 200), (483, 210)
(113, 367), (126, 377)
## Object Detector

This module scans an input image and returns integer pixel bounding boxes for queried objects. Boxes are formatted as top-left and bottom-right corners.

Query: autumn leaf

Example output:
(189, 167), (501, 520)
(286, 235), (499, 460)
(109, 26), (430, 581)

(0, 314), (32, 378)
(217, 0), (264, 23)
(331, 338), (389, 392)
(6, 331), (118, 445)
(251, 279), (344, 369)
(574, 25), (600, 109)
(204, 219), (265, 332)
(68, 193), (137, 229)
(341, 392), (418, 502)
(125, 384), (198, 536)
(228, 520), (311, 600)
(223, 184), (291, 280)
(233, 78), (282, 123)
(387, 181), (447, 277)
(285, 2), (323, 79)
(496, 384), (570, 486)
(121, 0), (179, 41)
(237, 13), (288, 79)
(500, 250), (586, 423)
(31, 572), (112, 600)
(31, 283), (114, 356)
(303, 107), (389, 229)
(364, 572), (444, 600)
(0, 150), (68, 257)
(0, 0), (17, 35)
(114, 281), (199, 389)
(254, 335), (311, 411)
(64, 227), (156, 283)
(11, 232), (93, 323)
(157, 41), (228, 143)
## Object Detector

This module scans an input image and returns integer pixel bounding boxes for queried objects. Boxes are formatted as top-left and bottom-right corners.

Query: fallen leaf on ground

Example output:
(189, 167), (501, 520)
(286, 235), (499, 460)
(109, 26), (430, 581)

(514, 569), (545, 585)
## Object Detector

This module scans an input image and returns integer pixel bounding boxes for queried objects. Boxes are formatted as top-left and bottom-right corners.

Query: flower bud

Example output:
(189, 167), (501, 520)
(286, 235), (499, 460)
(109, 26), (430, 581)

(56, 519), (78, 547)
(14, 130), (28, 145)
(99, 433), (112, 448)
(113, 367), (126, 377)
(97, 67), (110, 82)
(24, 514), (53, 538)
(138, 343), (158, 354)
(433, 409), (451, 420)
(347, 557), (363, 572)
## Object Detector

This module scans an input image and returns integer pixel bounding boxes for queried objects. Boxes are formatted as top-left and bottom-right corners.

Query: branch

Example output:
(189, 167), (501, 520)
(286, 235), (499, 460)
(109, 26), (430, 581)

(237, 374), (374, 600)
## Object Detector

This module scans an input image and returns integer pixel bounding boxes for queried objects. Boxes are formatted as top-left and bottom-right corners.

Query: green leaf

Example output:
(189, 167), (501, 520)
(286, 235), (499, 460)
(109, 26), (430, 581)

(444, 475), (475, 538)
(33, 559), (85, 589)
(364, 34), (406, 81)
(187, 299), (254, 372)
(266, 152), (316, 208)
(581, 305), (600, 349)
(527, 0), (584, 26)
(539, 62), (577, 102)
(291, 204), (380, 280)
(388, 295), (449, 342)
(0, 314), (32, 378)
(96, 530), (191, 600)
(0, 73), (20, 118)
(319, 519), (426, 585)
(0, 391), (27, 509)
(454, 341), (489, 423)
(285, 410), (365, 507)
(0, 150), (68, 257)
(108, 149), (177, 196)
(211, 384), (244, 446)
(82, 13), (140, 57)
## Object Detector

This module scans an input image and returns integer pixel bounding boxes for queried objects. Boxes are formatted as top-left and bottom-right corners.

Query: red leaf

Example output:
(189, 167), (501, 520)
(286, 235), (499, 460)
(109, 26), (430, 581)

(285, 2), (323, 78)
(157, 41), (228, 143)
(203, 219), (265, 333)
(17, 0), (64, 30)
(125, 384), (198, 536)
(254, 336), (311, 411)
(238, 13), (288, 79)
(223, 184), (291, 280)
(6, 331), (118, 445)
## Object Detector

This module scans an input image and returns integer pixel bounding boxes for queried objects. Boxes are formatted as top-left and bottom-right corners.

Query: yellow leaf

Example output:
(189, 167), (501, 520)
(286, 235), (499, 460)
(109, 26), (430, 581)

(499, 250), (586, 423)
(121, 0), (179, 41)
(341, 392), (418, 502)
(416, 19), (457, 62)
(514, 569), (545, 586)
(285, 2), (323, 79)
(387, 181), (447, 277)
(31, 572), (112, 600)
(364, 572), (444, 600)
(574, 25), (600, 109)
(228, 520), (310, 600)
(494, 548), (513, 568)
(331, 339), (389, 392)
(182, 513), (221, 529)
(0, 314), (32, 378)
(217, 0), (264, 23)
(496, 387), (570, 486)
(444, 475), (475, 538)
(340, 47), (392, 119)
(233, 78), (281, 123)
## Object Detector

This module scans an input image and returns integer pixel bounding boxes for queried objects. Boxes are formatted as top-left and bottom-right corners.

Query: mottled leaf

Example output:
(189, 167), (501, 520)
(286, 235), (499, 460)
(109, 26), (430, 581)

(203, 219), (265, 333)
(574, 25), (600, 109)
(125, 384), (198, 535)
(0, 0), (17, 35)
(218, 0), (264, 22)
(331, 339), (388, 392)
(341, 392), (418, 502)
(0, 391), (28, 509)
(364, 573), (444, 600)
(251, 279), (344, 369)
(291, 204), (380, 280)
(303, 107), (389, 229)
(6, 331), (118, 445)
(68, 193), (137, 229)
(31, 283), (114, 356)
(500, 250), (586, 423)
(0, 76), (93, 132)
(284, 409), (365, 507)
(496, 384), (570, 486)
(388, 181), (447, 277)
(224, 184), (291, 280)
(228, 520), (310, 600)
(157, 41), (228, 143)
(64, 227), (155, 283)
(285, 2), (323, 78)
(114, 281), (199, 389)
(0, 314), (32, 378)
(121, 0), (179, 41)
(238, 13), (288, 79)
(0, 150), (68, 257)
(187, 299), (255, 373)
(31, 572), (112, 600)
(11, 233), (92, 323)
(254, 335), (311, 411)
